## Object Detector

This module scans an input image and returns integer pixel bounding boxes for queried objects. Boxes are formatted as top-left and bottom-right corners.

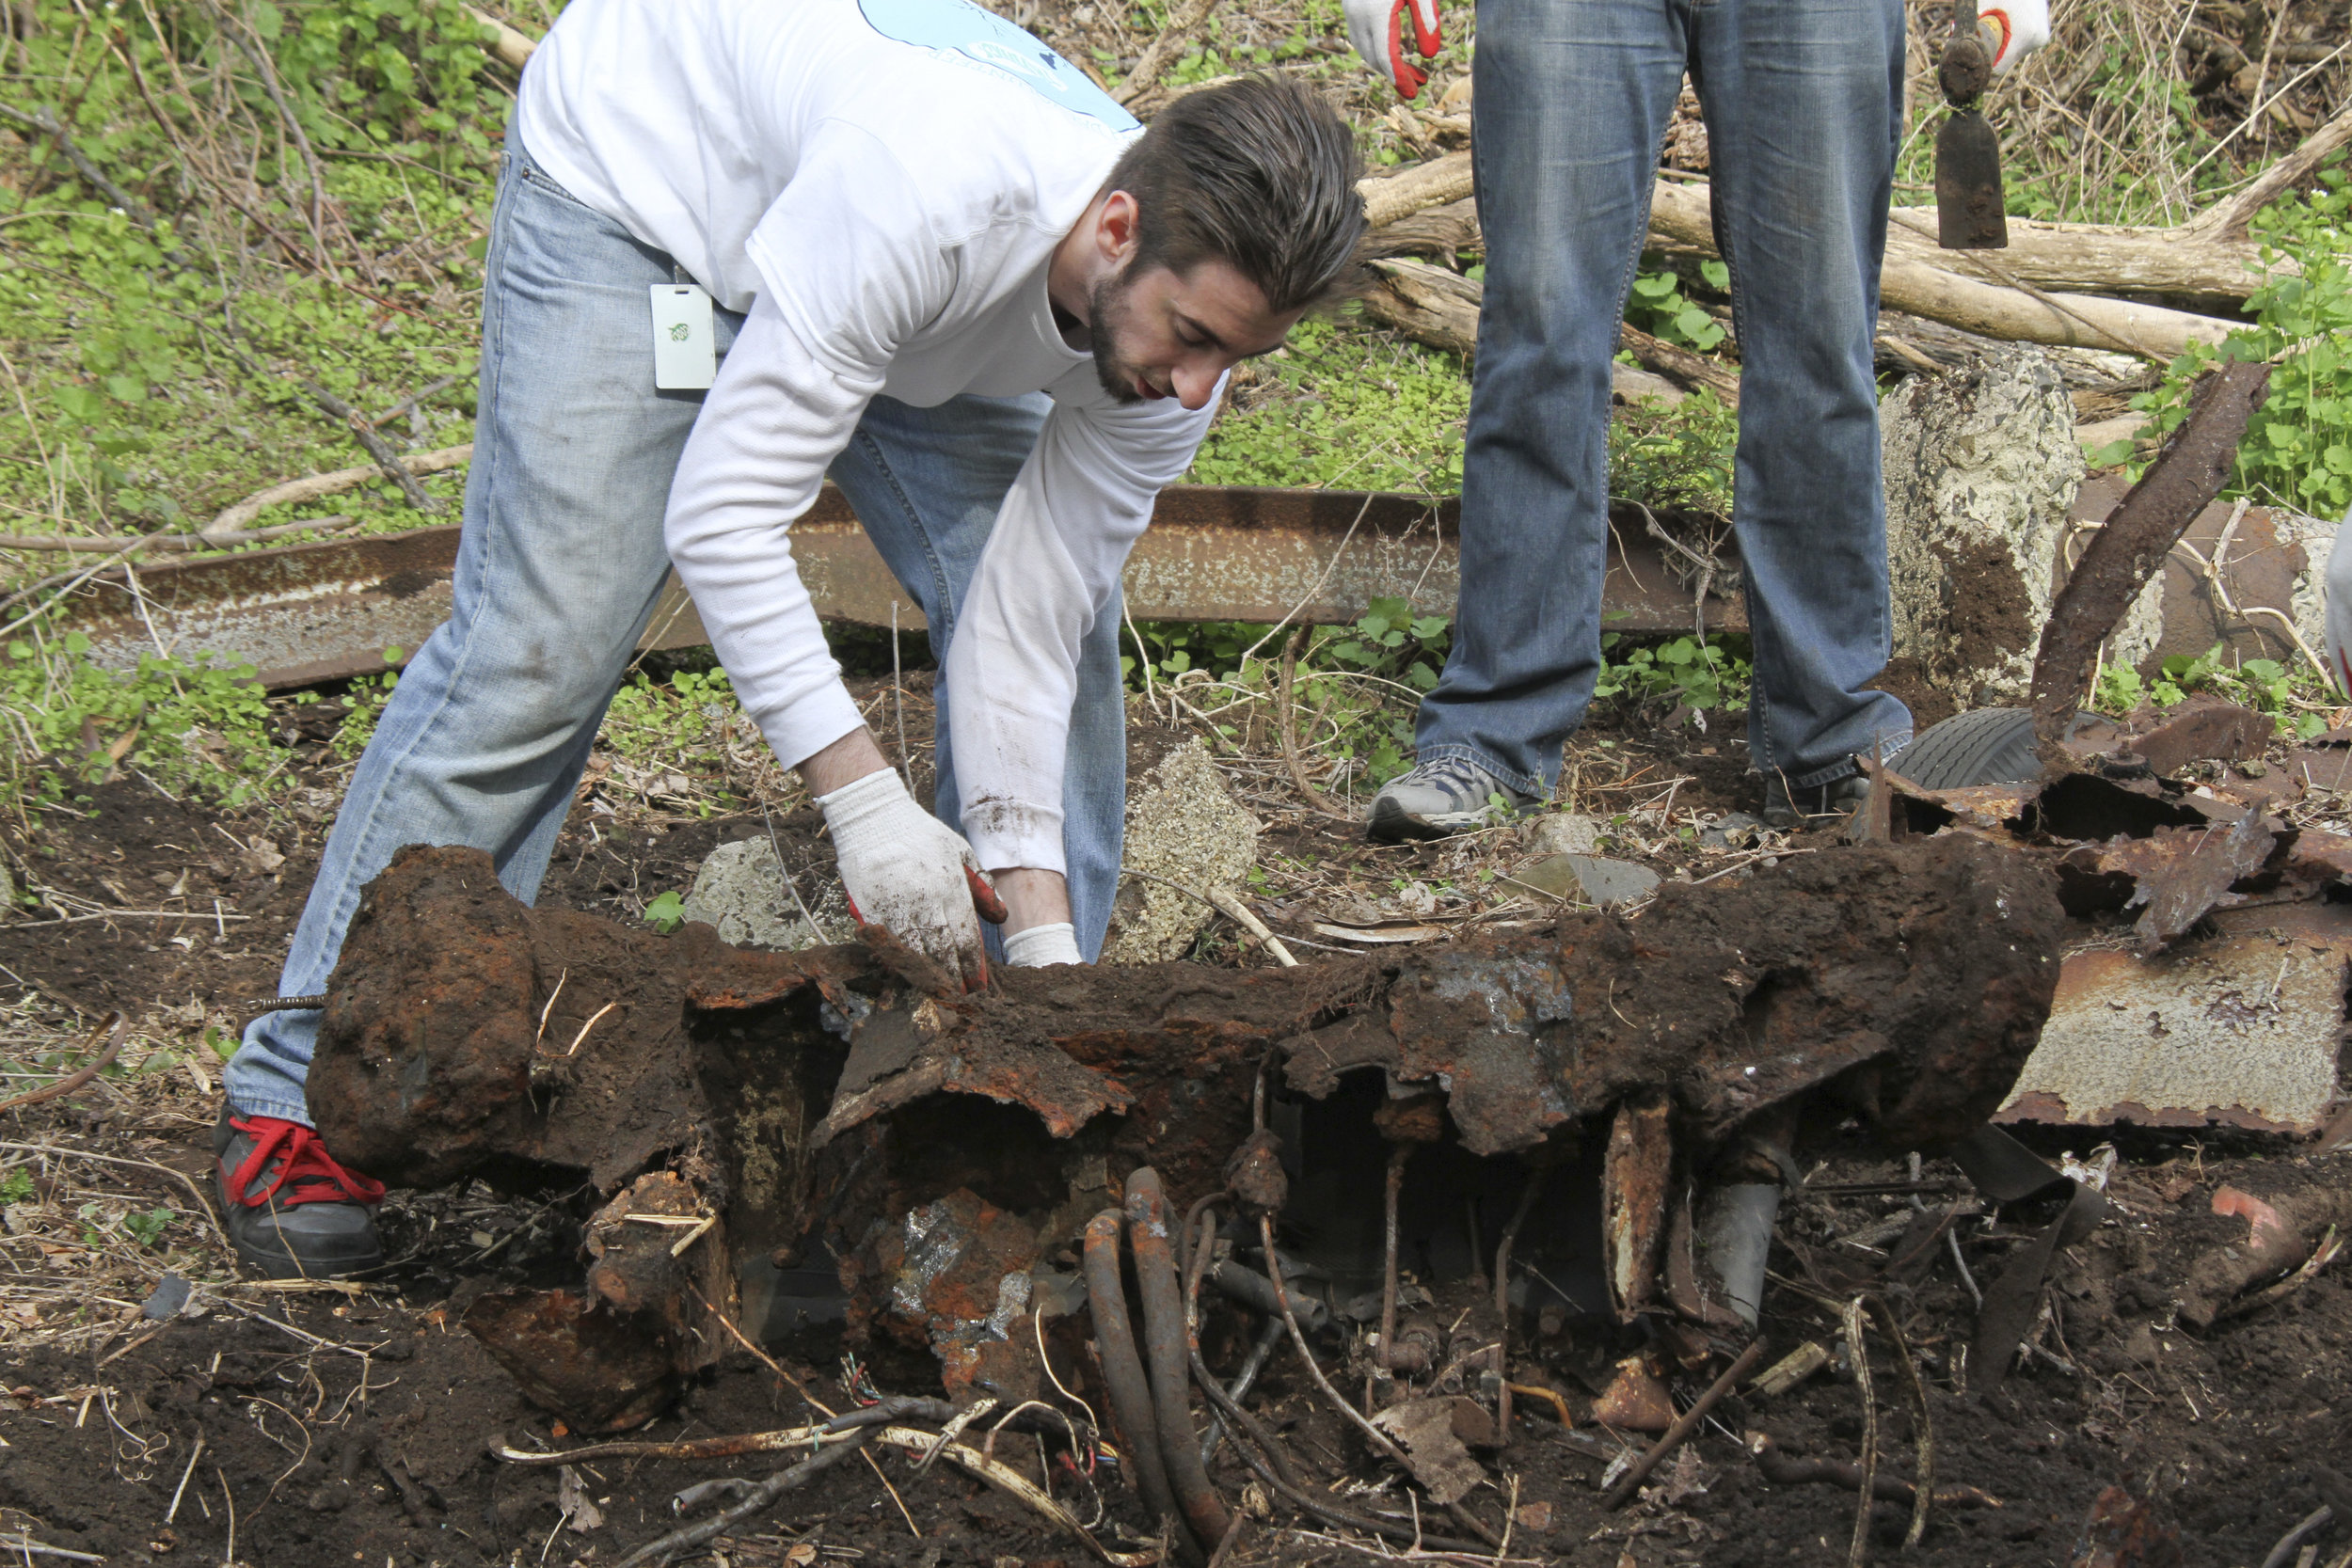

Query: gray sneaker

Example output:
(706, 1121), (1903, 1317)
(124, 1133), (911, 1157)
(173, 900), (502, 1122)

(1367, 757), (1537, 842)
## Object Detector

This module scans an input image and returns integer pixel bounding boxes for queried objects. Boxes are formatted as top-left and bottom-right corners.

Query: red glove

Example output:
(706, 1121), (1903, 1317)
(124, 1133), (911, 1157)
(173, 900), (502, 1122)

(1344, 0), (1442, 100)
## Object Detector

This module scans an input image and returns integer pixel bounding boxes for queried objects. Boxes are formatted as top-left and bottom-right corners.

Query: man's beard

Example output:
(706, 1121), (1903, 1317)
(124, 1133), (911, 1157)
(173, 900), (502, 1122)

(1088, 270), (1146, 405)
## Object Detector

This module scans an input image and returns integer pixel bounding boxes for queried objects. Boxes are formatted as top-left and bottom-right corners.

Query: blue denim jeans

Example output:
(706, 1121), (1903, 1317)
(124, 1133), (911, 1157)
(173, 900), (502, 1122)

(1414, 0), (1914, 795)
(225, 146), (1127, 1127)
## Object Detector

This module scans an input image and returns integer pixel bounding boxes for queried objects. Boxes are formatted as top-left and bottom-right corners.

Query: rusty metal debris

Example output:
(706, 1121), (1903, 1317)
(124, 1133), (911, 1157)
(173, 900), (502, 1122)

(61, 485), (1738, 689)
(308, 834), (2063, 1439)
(2028, 360), (2271, 772)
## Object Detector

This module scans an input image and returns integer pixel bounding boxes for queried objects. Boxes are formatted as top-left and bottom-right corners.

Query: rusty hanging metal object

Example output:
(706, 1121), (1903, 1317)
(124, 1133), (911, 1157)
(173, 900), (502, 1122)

(2029, 361), (2272, 775)
(1934, 5), (2008, 249)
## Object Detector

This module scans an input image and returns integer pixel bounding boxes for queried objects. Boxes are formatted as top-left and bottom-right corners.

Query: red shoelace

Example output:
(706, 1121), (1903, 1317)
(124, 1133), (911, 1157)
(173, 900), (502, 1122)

(226, 1116), (387, 1209)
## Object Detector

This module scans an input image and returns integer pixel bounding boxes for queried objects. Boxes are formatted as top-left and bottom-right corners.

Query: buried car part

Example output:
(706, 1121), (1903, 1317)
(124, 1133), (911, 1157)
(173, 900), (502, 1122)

(309, 837), (2064, 1425)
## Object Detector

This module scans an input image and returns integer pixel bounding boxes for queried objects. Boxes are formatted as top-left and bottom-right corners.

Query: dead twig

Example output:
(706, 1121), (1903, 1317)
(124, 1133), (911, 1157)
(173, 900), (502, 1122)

(1599, 1338), (1766, 1509)
(1843, 1297), (1878, 1568)
(612, 1426), (876, 1568)
(0, 1010), (124, 1115)
(1278, 626), (1356, 821)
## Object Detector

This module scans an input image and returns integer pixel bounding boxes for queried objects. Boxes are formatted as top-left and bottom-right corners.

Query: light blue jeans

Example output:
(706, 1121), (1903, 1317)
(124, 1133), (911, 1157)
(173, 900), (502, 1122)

(226, 145), (1128, 1127)
(1413, 0), (1915, 794)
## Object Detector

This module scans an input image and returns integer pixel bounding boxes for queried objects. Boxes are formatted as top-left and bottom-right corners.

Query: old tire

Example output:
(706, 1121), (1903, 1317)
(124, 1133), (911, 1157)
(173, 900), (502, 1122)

(1892, 707), (2042, 789)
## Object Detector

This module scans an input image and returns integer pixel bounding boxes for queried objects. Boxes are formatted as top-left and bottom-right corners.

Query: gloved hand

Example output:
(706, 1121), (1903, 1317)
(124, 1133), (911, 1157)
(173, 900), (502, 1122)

(1979, 0), (2049, 73)
(1004, 923), (1084, 967)
(1344, 0), (1441, 100)
(818, 768), (1004, 990)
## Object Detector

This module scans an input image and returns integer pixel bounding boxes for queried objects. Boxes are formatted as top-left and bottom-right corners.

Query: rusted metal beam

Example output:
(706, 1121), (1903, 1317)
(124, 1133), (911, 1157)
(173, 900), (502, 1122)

(58, 485), (1741, 689)
(2028, 362), (2270, 771)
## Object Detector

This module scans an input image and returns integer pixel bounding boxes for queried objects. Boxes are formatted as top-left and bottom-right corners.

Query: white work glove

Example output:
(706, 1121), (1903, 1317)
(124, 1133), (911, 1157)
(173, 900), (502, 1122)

(1979, 0), (2049, 73)
(1004, 923), (1084, 968)
(1344, 0), (1441, 100)
(818, 769), (1004, 990)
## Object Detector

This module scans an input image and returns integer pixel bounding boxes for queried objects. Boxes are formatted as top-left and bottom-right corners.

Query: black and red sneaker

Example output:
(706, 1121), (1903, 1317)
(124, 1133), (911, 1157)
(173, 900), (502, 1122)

(213, 1109), (387, 1278)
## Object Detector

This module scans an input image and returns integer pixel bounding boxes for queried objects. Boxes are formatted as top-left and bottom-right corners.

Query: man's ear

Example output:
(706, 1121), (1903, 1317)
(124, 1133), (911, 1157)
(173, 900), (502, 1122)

(1097, 189), (1140, 267)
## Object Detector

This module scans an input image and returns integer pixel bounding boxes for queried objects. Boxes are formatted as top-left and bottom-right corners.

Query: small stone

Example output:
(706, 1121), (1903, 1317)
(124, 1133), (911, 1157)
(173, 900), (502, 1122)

(1520, 811), (1601, 858)
(2238, 758), (2269, 779)
(1700, 811), (1765, 850)
(141, 1274), (191, 1321)
(1566, 854), (1660, 910)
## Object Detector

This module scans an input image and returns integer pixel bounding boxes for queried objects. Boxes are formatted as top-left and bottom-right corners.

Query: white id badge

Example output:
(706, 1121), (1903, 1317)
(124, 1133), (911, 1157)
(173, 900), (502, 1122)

(650, 283), (716, 390)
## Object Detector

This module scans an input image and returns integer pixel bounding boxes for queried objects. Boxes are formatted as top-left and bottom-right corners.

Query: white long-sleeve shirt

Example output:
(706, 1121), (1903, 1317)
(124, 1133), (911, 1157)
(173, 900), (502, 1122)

(515, 0), (1216, 874)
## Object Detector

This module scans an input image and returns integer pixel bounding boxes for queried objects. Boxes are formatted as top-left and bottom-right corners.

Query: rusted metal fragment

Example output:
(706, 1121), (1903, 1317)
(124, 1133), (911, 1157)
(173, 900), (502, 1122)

(461, 1289), (682, 1433)
(1593, 1356), (1676, 1433)
(316, 837), (2066, 1418)
(63, 486), (1738, 689)
(2102, 807), (2275, 952)
(1386, 949), (1577, 1155)
(2112, 696), (2272, 778)
(1602, 1095), (1672, 1322)
(2029, 361), (2271, 771)
(1999, 902), (2352, 1134)
(844, 1188), (1042, 1404)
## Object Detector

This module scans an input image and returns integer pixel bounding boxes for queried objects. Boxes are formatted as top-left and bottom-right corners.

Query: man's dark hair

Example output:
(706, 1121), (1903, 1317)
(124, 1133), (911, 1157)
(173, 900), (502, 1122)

(1108, 75), (1365, 314)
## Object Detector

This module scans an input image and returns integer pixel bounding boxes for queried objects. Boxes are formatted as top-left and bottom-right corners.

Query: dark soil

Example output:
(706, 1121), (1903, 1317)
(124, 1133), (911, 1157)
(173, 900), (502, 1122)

(4, 681), (2351, 1568)
(0, 1130), (2345, 1567)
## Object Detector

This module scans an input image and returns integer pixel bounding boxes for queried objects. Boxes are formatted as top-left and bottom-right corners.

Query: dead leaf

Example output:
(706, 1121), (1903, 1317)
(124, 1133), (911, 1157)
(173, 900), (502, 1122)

(1514, 1499), (1552, 1531)
(558, 1465), (603, 1532)
(1371, 1395), (1487, 1505)
(1658, 1445), (1711, 1507)
(785, 1546), (818, 1567)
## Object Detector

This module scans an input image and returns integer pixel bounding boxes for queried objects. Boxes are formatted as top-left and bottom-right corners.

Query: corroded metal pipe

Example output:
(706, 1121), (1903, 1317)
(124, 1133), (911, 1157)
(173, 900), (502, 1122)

(1081, 1209), (1183, 1547)
(1125, 1168), (1234, 1553)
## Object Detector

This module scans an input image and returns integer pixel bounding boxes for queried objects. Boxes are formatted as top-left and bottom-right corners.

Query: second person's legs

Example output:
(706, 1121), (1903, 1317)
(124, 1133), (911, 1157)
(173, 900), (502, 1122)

(1406, 0), (1691, 801)
(1690, 0), (1913, 786)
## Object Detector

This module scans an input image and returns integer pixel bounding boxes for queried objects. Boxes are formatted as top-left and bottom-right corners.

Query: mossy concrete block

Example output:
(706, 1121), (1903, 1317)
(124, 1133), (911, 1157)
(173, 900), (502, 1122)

(679, 837), (836, 950)
(1100, 738), (1262, 965)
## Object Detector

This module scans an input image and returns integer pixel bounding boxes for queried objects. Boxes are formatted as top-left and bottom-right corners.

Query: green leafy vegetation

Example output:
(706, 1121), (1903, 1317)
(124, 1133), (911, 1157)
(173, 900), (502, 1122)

(643, 889), (687, 933)
(2094, 641), (2335, 739)
(1627, 263), (1729, 353)
(0, 631), (283, 808)
(1193, 316), (1470, 494)
(1594, 633), (1752, 714)
(0, 1166), (33, 1206)
(2108, 172), (2352, 517)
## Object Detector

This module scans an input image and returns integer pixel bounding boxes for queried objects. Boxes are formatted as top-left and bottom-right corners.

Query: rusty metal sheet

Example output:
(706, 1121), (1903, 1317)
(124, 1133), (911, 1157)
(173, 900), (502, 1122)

(1601, 1094), (1672, 1323)
(60, 485), (1740, 689)
(2070, 478), (2322, 676)
(2103, 807), (2275, 953)
(2030, 362), (2271, 768)
(845, 1187), (1042, 1403)
(1998, 901), (2352, 1135)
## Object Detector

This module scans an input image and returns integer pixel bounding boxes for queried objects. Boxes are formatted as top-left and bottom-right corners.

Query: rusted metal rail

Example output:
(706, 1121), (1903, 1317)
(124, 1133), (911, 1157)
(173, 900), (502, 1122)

(56, 485), (1740, 689)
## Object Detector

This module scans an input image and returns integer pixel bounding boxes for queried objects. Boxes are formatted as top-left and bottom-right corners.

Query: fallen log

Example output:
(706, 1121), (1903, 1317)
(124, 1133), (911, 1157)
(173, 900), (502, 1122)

(1361, 260), (1723, 403)
(310, 835), (2064, 1430)
(1645, 181), (2234, 362)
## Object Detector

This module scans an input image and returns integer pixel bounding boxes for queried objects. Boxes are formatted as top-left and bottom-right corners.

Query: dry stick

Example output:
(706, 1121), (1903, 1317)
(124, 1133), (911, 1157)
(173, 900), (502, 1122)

(1598, 1338), (1766, 1509)
(1489, 1161), (1546, 1450)
(1862, 1295), (1933, 1550)
(1277, 626), (1355, 821)
(0, 102), (154, 223)
(0, 1011), (123, 1116)
(165, 1433), (205, 1524)
(1253, 1213), (1502, 1548)
(1375, 1143), (1410, 1386)
(0, 1140), (228, 1250)
(613, 1426), (877, 1568)
(688, 1284), (921, 1537)
(1843, 1298), (1878, 1568)
(1185, 1346), (1487, 1555)
(0, 516), (358, 551)
(1120, 865), (1297, 967)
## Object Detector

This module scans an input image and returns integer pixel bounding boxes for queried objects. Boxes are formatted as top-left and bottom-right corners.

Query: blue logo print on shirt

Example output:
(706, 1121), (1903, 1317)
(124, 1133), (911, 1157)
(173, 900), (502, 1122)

(859, 0), (1139, 132)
